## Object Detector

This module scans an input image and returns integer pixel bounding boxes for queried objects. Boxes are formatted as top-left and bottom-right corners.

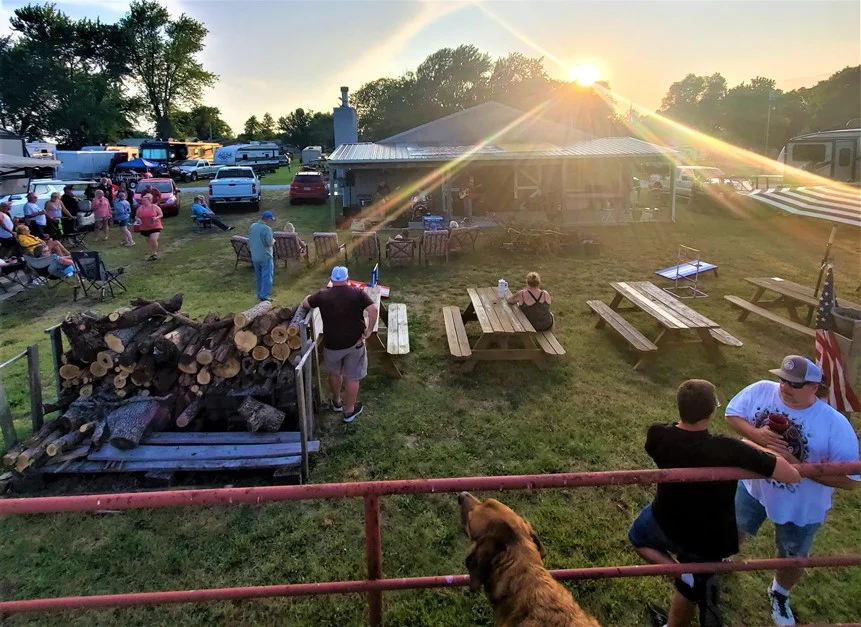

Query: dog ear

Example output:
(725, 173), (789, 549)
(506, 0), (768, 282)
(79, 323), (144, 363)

(465, 519), (516, 593)
(527, 522), (546, 559)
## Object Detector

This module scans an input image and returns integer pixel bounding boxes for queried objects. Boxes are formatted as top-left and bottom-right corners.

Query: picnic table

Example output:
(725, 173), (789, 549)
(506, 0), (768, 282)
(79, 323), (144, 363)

(587, 280), (742, 370)
(310, 285), (409, 378)
(442, 286), (565, 371)
(726, 277), (860, 337)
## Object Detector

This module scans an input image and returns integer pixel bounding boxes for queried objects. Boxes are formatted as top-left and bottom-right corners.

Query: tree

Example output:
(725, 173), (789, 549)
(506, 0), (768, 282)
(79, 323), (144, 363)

(277, 108), (333, 148)
(170, 105), (232, 140)
(121, 0), (216, 139)
(260, 112), (276, 140)
(242, 115), (261, 140)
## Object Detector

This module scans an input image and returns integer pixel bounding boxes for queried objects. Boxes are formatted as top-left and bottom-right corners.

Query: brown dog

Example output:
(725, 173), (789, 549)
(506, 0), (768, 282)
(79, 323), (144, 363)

(459, 492), (602, 627)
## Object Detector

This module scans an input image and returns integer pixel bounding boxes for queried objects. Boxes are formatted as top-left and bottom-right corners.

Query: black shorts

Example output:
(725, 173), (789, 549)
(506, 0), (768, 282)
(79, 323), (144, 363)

(140, 229), (162, 237)
(28, 222), (46, 237)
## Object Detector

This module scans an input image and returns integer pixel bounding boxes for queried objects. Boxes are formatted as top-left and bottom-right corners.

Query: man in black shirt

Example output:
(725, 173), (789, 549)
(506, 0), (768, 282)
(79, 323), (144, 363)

(302, 266), (378, 424)
(628, 379), (800, 627)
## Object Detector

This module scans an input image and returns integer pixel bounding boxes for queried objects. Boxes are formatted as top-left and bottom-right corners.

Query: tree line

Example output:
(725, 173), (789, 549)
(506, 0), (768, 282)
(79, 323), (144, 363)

(1, 2), (857, 154)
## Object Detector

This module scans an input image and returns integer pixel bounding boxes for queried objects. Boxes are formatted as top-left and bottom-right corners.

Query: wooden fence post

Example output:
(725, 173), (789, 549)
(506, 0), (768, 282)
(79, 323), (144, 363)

(0, 377), (17, 451)
(45, 325), (64, 402)
(26, 344), (43, 432)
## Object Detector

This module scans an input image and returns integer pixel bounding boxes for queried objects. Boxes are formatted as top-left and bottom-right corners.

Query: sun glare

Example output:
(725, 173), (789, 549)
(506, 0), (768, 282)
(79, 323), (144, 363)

(568, 64), (601, 86)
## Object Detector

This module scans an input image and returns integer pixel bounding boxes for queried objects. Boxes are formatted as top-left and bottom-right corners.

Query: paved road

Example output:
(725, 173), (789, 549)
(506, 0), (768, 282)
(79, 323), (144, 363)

(181, 184), (293, 194)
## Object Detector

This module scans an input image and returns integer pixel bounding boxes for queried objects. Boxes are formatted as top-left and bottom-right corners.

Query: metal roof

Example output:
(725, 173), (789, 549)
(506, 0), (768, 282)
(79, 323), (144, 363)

(328, 138), (674, 166)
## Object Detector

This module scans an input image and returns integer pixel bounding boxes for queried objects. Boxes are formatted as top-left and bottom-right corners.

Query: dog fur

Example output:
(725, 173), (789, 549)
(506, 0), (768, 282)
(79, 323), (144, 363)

(459, 492), (602, 627)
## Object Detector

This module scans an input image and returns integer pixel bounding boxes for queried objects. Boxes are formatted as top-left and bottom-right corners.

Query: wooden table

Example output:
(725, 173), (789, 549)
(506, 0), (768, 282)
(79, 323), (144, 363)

(445, 286), (564, 371)
(591, 281), (737, 370)
(741, 276), (860, 324)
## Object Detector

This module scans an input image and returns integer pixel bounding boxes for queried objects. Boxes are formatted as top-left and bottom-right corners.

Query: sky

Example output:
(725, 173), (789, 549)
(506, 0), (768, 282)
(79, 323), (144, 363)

(3, 0), (859, 133)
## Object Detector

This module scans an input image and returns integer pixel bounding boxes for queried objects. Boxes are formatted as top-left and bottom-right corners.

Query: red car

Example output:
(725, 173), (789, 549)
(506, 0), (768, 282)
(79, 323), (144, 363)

(289, 171), (328, 204)
(132, 178), (182, 217)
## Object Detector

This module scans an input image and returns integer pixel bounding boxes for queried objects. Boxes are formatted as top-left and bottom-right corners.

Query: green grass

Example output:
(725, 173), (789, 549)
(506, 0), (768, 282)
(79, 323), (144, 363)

(0, 196), (859, 626)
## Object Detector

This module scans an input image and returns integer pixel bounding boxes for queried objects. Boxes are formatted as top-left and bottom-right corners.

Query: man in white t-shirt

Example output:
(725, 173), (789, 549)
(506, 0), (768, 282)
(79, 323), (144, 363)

(22, 192), (47, 237)
(725, 355), (859, 626)
(0, 202), (16, 257)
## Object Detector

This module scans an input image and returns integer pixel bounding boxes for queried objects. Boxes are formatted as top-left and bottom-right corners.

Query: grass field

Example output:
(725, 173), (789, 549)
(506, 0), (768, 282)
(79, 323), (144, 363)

(0, 194), (859, 626)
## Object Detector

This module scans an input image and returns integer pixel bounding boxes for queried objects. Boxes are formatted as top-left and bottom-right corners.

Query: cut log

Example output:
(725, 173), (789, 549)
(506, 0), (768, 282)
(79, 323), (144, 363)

(252, 345), (270, 361)
(234, 301), (273, 329)
(15, 429), (62, 471)
(59, 364), (82, 380)
(251, 310), (281, 336)
(152, 367), (180, 396)
(286, 325), (299, 338)
(152, 335), (180, 366)
(278, 306), (295, 321)
(288, 306), (309, 329)
(46, 422), (95, 457)
(113, 374), (127, 389)
(241, 356), (257, 376)
(196, 367), (212, 386)
(211, 356), (241, 379)
(96, 350), (118, 370)
(118, 319), (164, 367)
(234, 330), (258, 353)
(141, 319), (181, 354)
(163, 325), (199, 353)
(271, 323), (290, 344)
(196, 327), (229, 365)
(104, 325), (144, 353)
(139, 389), (150, 397)
(104, 294), (183, 331)
(238, 397), (285, 433)
(271, 343), (291, 362)
(263, 334), (276, 347)
(259, 358), (281, 379)
(61, 312), (107, 363)
(179, 328), (207, 370)
(175, 398), (203, 428)
(190, 384), (200, 394)
(177, 359), (200, 375)
(89, 362), (109, 378)
(79, 384), (93, 398)
(107, 397), (169, 450)
(131, 352), (156, 387)
(287, 335), (302, 350)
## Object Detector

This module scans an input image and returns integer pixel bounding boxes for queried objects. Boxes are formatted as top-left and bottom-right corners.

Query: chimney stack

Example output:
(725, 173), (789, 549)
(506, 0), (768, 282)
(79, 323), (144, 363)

(340, 86), (349, 107)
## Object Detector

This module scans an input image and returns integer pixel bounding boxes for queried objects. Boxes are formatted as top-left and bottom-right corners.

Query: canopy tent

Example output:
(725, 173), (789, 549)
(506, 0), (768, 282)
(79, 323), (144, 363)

(113, 157), (158, 170)
(0, 154), (60, 175)
(747, 186), (861, 228)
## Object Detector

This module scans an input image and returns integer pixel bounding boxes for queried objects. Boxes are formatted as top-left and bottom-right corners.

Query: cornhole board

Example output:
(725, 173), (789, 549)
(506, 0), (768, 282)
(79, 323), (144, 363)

(326, 279), (390, 297)
(656, 261), (717, 280)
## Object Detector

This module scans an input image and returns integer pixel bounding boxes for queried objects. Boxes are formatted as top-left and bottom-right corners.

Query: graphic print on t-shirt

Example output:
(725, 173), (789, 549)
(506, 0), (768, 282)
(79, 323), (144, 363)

(752, 407), (809, 462)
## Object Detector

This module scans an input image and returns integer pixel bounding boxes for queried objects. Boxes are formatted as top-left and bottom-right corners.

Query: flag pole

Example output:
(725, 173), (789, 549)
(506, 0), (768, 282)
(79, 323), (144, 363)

(809, 225), (838, 324)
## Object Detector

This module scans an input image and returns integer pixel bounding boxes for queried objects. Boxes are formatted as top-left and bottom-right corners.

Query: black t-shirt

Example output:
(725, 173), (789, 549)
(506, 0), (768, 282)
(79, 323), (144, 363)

(646, 423), (777, 559)
(308, 286), (374, 350)
(61, 193), (78, 216)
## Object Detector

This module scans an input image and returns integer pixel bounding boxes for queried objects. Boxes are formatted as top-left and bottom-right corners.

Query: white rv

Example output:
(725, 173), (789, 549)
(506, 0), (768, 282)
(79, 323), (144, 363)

(302, 146), (323, 164)
(778, 128), (860, 183)
(214, 142), (280, 172)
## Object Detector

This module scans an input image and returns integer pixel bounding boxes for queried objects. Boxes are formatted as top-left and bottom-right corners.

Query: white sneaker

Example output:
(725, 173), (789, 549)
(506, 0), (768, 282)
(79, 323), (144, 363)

(769, 587), (795, 626)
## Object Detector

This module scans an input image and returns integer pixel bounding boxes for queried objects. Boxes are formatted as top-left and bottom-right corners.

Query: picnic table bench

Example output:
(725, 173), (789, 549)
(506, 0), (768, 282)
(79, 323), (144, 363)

(311, 285), (409, 378)
(443, 286), (565, 371)
(727, 277), (860, 336)
(588, 280), (741, 370)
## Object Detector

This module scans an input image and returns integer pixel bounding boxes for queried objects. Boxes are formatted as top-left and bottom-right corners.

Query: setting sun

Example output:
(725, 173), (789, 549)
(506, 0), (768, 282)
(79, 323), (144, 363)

(568, 64), (601, 86)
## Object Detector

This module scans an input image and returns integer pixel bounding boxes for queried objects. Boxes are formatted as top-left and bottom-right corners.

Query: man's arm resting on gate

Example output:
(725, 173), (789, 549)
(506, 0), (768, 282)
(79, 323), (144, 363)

(810, 474), (858, 490)
(727, 414), (787, 449)
(741, 439), (801, 483)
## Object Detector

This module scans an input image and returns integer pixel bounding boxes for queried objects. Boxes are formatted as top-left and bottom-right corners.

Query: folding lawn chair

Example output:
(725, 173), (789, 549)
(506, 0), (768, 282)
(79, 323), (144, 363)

(351, 231), (381, 265)
(230, 235), (252, 270)
(71, 250), (126, 300)
(313, 232), (347, 265)
(23, 254), (80, 300)
(385, 238), (416, 266)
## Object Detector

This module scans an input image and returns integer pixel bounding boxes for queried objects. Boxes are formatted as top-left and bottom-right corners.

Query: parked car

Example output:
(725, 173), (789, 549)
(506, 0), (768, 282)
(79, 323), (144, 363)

(0, 178), (91, 219)
(278, 154), (291, 167)
(649, 166), (735, 199)
(289, 171), (328, 204)
(133, 178), (182, 217)
(170, 159), (222, 182)
(208, 166), (260, 210)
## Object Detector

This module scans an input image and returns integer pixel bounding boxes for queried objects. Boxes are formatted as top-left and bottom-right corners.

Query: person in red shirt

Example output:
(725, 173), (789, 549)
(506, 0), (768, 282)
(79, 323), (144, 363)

(135, 193), (163, 260)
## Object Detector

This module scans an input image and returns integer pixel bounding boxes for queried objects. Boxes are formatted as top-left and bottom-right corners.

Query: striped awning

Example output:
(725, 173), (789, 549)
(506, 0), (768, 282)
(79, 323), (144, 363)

(748, 185), (861, 228)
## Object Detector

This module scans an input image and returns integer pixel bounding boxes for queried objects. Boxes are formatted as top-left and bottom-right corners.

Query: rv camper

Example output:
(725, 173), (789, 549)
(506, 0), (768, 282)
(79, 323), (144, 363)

(140, 139), (220, 164)
(57, 151), (128, 179)
(302, 146), (323, 165)
(778, 128), (860, 184)
(213, 142), (281, 172)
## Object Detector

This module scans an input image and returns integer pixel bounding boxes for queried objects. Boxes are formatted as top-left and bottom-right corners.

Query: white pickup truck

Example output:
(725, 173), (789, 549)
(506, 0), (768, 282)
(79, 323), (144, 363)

(172, 159), (221, 182)
(208, 166), (261, 210)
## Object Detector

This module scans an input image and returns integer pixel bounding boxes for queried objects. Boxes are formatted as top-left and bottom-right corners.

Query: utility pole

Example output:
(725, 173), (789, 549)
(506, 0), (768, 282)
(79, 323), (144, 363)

(764, 90), (777, 161)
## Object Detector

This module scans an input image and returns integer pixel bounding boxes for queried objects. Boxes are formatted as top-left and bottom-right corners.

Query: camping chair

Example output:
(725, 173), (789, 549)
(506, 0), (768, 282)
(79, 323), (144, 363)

(448, 227), (479, 254)
(313, 232), (347, 265)
(23, 254), (80, 300)
(386, 238), (416, 266)
(192, 213), (213, 233)
(71, 250), (126, 300)
(351, 231), (381, 265)
(420, 229), (450, 264)
(273, 232), (310, 267)
(230, 235), (252, 270)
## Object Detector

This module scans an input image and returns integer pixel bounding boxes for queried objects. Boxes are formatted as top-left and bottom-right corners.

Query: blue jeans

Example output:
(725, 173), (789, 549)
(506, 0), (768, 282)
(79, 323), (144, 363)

(735, 483), (820, 557)
(253, 259), (274, 300)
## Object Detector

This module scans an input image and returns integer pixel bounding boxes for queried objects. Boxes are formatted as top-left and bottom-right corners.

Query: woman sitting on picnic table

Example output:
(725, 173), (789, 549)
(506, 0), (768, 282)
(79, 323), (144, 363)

(506, 271), (554, 331)
(14, 225), (70, 257)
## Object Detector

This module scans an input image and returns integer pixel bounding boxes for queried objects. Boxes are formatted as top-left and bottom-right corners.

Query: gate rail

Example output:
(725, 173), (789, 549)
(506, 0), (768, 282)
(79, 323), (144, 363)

(1, 462), (859, 624)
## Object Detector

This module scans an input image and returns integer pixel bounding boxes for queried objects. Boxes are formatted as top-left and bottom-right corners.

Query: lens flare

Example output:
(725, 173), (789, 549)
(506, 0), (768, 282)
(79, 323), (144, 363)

(568, 64), (601, 86)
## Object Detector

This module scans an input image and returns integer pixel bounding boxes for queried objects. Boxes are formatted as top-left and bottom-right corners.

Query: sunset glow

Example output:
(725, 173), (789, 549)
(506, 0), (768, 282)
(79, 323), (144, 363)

(568, 64), (601, 86)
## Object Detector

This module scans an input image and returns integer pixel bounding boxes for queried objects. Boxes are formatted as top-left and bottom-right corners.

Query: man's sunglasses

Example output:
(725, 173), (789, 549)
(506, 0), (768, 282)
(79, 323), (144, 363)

(779, 378), (810, 390)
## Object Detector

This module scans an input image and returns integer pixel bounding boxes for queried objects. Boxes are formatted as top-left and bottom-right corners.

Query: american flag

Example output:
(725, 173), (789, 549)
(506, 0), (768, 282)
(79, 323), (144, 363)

(814, 264), (860, 412)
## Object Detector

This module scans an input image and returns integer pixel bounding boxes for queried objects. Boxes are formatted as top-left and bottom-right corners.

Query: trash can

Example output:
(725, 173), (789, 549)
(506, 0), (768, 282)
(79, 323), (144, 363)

(832, 306), (861, 338)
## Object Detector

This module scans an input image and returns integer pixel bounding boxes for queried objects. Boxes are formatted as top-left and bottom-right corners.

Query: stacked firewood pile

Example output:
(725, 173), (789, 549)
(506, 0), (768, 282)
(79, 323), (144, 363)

(2, 294), (310, 475)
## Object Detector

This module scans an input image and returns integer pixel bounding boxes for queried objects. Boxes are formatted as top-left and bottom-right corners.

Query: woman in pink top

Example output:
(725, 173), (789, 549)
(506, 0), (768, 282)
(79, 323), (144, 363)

(91, 189), (112, 241)
(135, 193), (163, 260)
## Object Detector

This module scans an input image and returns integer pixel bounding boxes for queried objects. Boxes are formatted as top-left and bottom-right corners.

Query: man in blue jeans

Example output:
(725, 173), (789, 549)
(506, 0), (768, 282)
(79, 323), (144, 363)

(726, 355), (859, 626)
(629, 379), (799, 627)
(248, 210), (276, 301)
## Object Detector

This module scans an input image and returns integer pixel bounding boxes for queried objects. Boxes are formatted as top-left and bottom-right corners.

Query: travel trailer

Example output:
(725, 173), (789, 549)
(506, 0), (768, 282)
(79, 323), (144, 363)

(778, 128), (860, 184)
(139, 139), (221, 164)
(213, 142), (281, 172)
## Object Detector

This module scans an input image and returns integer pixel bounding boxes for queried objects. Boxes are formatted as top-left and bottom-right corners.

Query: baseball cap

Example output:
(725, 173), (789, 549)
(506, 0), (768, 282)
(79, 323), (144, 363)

(261, 211), (275, 220)
(330, 266), (349, 282)
(769, 355), (822, 384)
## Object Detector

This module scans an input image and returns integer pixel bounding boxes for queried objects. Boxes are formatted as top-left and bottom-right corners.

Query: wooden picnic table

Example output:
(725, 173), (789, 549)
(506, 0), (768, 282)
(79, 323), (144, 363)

(588, 280), (741, 370)
(443, 286), (565, 371)
(311, 285), (409, 378)
(740, 276), (860, 324)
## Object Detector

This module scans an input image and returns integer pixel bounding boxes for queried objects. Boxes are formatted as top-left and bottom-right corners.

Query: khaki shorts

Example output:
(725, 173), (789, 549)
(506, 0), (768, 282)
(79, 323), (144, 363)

(323, 342), (368, 381)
